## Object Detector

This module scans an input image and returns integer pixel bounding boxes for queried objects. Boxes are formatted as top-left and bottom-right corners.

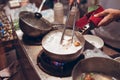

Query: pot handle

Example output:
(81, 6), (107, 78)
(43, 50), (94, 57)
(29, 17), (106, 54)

(34, 12), (42, 19)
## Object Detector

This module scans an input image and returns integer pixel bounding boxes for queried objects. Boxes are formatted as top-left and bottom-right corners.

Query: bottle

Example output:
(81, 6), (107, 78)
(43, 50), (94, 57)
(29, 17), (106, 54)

(54, 1), (64, 24)
(67, 5), (79, 29)
(20, 0), (29, 6)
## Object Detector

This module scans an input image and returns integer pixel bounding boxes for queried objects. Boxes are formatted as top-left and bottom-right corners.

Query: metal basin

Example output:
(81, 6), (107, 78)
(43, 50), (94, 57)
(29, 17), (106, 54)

(72, 57), (120, 80)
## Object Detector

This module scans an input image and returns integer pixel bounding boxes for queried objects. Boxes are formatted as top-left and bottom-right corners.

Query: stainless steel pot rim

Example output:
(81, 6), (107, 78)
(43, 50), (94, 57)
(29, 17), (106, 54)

(72, 57), (120, 80)
(42, 29), (85, 55)
(43, 47), (84, 55)
(72, 57), (120, 70)
(20, 18), (52, 31)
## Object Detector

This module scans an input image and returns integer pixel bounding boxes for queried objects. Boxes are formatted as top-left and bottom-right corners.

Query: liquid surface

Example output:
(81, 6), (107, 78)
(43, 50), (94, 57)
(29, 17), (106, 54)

(42, 30), (82, 54)
(77, 73), (117, 80)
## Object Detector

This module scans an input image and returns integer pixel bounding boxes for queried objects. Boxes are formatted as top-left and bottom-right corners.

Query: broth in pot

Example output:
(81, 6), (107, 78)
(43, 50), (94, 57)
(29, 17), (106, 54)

(42, 30), (82, 54)
(72, 57), (120, 80)
(77, 73), (117, 80)
(42, 29), (85, 61)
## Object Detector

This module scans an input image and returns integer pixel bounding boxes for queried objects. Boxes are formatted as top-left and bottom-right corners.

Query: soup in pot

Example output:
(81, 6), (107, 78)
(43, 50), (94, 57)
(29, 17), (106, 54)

(77, 73), (117, 80)
(42, 30), (83, 55)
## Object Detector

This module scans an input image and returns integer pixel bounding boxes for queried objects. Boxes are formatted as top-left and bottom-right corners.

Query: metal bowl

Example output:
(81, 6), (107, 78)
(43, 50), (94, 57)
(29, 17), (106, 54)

(19, 11), (52, 37)
(72, 57), (120, 80)
(42, 29), (85, 62)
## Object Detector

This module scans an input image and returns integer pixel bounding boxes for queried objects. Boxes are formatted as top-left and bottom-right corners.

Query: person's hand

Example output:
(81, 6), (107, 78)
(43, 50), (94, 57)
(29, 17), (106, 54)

(94, 9), (120, 26)
(69, 0), (80, 5)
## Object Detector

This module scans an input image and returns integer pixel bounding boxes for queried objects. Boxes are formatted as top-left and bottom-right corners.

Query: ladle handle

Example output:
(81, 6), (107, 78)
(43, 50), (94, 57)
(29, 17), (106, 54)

(38, 0), (46, 13)
(35, 0), (46, 19)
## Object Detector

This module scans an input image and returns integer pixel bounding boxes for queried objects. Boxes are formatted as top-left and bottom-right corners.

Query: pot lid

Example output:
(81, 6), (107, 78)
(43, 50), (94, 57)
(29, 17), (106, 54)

(19, 11), (52, 30)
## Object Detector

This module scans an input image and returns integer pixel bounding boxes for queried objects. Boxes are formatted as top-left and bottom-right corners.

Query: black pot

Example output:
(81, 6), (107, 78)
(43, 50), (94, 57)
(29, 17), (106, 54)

(19, 11), (52, 37)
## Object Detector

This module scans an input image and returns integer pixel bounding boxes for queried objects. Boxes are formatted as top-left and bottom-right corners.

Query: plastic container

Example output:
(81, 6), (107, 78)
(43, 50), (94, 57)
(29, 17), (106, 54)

(67, 6), (79, 28)
(68, 6), (78, 27)
(54, 2), (64, 24)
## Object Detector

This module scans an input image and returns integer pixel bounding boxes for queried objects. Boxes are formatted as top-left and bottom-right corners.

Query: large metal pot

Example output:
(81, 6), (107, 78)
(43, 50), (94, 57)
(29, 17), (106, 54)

(72, 57), (120, 80)
(42, 29), (85, 62)
(19, 11), (52, 37)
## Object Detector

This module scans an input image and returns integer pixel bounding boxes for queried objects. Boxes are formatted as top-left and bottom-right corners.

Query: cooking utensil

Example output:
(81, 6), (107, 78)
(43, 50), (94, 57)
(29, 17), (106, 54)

(72, 57), (120, 80)
(19, 0), (53, 37)
(35, 0), (46, 19)
(71, 2), (78, 43)
(60, 4), (71, 44)
(19, 11), (52, 37)
(60, 1), (79, 44)
(42, 29), (85, 62)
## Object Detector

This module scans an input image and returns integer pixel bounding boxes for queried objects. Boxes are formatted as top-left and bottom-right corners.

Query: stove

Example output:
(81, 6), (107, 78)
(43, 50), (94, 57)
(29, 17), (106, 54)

(37, 52), (84, 77)
(21, 32), (85, 77)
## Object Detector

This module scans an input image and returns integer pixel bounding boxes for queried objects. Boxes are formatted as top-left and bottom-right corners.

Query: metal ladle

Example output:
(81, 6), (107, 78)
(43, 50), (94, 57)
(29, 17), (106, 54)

(35, 0), (46, 19)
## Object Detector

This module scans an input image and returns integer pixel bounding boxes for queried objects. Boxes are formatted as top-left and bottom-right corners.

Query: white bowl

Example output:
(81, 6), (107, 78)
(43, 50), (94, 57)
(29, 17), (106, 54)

(84, 35), (104, 49)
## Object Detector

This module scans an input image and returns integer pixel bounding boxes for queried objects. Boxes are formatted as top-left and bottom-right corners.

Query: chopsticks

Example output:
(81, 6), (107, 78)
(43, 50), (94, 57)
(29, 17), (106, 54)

(60, 4), (71, 44)
(71, 2), (78, 43)
(60, 0), (79, 44)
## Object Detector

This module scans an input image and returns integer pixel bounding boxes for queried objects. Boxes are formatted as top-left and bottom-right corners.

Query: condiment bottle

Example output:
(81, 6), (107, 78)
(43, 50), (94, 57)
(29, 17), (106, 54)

(54, 1), (64, 24)
(67, 5), (79, 28)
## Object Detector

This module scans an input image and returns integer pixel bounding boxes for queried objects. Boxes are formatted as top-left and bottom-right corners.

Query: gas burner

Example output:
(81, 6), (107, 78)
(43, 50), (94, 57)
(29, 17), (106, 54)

(22, 34), (43, 45)
(37, 52), (84, 77)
